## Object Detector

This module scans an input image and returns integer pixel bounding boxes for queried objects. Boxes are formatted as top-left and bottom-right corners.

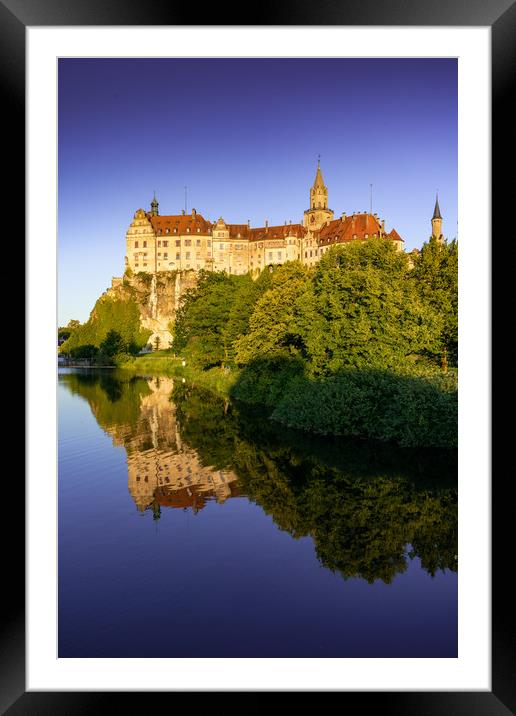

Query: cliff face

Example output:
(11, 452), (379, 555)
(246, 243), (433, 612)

(109, 270), (198, 349)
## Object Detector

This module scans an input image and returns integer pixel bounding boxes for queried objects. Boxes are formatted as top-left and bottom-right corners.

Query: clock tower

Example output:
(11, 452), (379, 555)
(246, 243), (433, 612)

(303, 158), (334, 230)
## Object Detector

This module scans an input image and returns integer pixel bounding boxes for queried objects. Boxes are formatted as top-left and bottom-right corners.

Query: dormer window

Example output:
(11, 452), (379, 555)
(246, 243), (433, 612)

(165, 228), (170, 234)
(174, 228), (177, 234)
(197, 228), (200, 233)
(186, 228), (190, 233)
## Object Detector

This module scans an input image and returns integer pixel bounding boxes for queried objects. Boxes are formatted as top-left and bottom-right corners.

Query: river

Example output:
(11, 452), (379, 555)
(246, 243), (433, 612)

(58, 368), (457, 657)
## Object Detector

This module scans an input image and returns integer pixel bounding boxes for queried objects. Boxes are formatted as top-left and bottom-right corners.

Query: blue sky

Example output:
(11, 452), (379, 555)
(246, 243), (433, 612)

(58, 58), (457, 325)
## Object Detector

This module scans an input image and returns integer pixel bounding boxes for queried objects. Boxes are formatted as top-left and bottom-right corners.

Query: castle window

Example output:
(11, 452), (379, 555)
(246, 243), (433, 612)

(268, 252), (273, 261)
(176, 240), (180, 247)
(176, 253), (180, 260)
(163, 253), (168, 259)
(143, 241), (147, 248)
(134, 241), (139, 248)
(163, 241), (168, 248)
(196, 239), (201, 247)
(186, 251), (191, 259)
(157, 241), (161, 247)
(185, 239), (191, 247)
(157, 252), (161, 257)
(207, 240), (211, 247)
(305, 251), (308, 258)
(277, 251), (282, 260)
(219, 243), (224, 249)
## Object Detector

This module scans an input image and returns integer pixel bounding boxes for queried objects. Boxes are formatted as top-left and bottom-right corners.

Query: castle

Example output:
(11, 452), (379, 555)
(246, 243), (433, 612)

(121, 161), (441, 278)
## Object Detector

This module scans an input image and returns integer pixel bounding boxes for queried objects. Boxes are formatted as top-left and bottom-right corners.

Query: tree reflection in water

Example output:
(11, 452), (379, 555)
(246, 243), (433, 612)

(60, 370), (457, 585)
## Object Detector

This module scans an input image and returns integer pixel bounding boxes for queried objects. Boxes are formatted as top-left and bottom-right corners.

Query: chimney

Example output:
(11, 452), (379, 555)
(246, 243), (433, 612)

(247, 219), (250, 227)
(341, 212), (346, 221)
(265, 220), (268, 232)
(192, 208), (196, 217)
(381, 219), (385, 230)
(182, 209), (185, 216)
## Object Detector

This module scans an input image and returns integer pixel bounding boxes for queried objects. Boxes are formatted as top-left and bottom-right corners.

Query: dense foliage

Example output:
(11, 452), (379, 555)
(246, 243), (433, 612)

(172, 269), (273, 368)
(411, 237), (458, 365)
(60, 294), (151, 364)
(171, 238), (458, 447)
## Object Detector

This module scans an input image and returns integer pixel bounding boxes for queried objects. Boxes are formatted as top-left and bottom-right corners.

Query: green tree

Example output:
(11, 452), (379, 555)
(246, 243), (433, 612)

(172, 271), (241, 368)
(69, 344), (99, 363)
(221, 273), (271, 365)
(60, 294), (151, 356)
(411, 237), (458, 365)
(292, 240), (443, 376)
(99, 329), (125, 357)
(234, 262), (311, 365)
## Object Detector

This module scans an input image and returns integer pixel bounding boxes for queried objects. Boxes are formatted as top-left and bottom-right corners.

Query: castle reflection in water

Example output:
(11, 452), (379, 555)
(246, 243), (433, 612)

(95, 375), (240, 515)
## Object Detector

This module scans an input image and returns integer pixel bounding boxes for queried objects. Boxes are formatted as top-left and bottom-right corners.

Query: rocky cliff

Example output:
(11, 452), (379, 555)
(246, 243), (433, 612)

(109, 270), (198, 349)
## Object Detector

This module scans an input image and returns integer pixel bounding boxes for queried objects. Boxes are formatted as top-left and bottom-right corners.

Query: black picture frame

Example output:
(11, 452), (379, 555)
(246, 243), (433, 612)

(6, 0), (509, 710)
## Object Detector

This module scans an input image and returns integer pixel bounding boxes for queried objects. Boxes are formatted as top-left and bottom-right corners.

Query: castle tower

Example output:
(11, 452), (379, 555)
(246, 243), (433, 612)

(150, 192), (159, 217)
(431, 194), (443, 242)
(303, 159), (334, 231)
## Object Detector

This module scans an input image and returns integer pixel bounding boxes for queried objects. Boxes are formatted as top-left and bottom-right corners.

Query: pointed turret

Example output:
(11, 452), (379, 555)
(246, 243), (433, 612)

(431, 193), (443, 242)
(432, 194), (442, 220)
(150, 192), (159, 216)
(313, 158), (325, 190)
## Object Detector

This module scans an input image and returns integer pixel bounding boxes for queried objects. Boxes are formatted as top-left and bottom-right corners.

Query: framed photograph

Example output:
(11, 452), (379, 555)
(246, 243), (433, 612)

(7, 0), (509, 710)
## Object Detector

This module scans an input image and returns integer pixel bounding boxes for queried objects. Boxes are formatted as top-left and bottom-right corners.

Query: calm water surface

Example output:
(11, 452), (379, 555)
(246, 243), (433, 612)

(58, 368), (457, 657)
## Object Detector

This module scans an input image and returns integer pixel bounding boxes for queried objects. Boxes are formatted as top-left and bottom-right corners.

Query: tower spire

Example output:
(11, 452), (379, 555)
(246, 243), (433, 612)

(433, 192), (442, 220)
(431, 192), (443, 242)
(313, 157), (325, 189)
(150, 191), (159, 216)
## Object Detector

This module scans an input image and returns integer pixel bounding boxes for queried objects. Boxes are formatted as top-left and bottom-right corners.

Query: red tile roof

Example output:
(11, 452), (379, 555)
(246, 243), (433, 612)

(247, 223), (306, 243)
(386, 228), (404, 242)
(148, 213), (212, 236)
(318, 213), (402, 245)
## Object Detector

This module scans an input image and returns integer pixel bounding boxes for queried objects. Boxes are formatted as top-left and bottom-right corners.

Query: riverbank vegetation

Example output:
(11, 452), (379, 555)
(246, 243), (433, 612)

(170, 237), (458, 447)
(59, 294), (151, 365)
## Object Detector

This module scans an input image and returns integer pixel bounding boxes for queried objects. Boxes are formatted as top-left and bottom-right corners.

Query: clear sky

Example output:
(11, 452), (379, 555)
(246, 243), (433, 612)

(58, 58), (457, 325)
